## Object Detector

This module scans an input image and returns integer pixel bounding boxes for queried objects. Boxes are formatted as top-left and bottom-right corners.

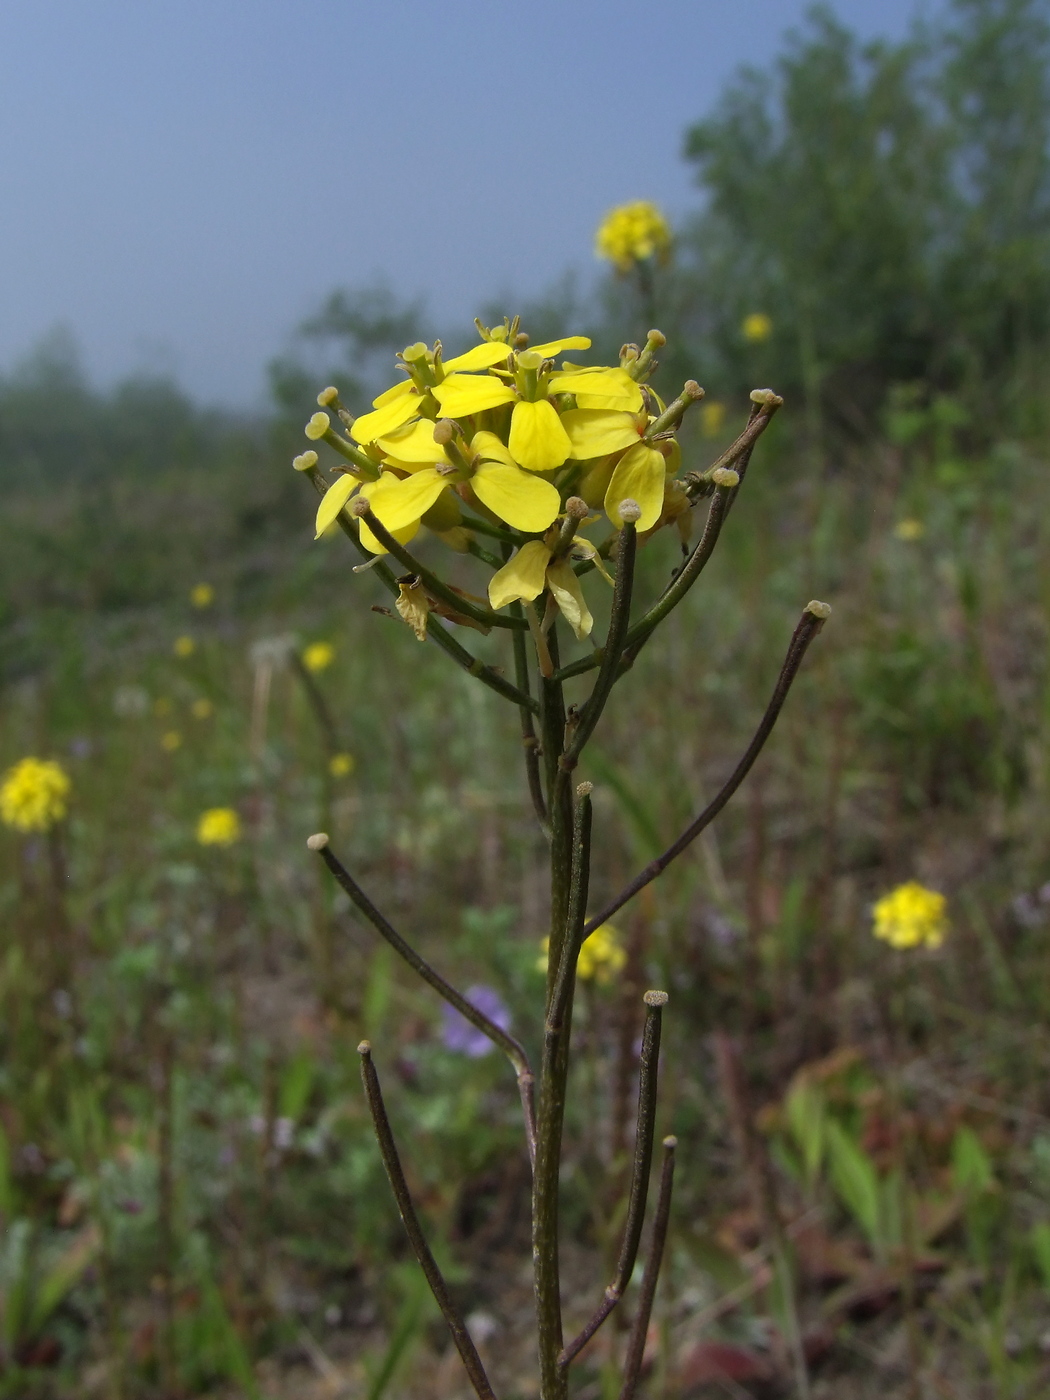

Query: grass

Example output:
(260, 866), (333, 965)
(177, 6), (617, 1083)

(2, 375), (1050, 1398)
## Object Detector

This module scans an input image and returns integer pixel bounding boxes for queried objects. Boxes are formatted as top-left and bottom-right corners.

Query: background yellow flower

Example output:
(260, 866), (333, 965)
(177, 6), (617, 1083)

(742, 312), (773, 342)
(197, 807), (241, 846)
(190, 582), (215, 608)
(873, 881), (947, 949)
(0, 757), (71, 832)
(595, 201), (671, 272)
(329, 752), (354, 777)
(173, 635), (196, 658)
(303, 641), (335, 673)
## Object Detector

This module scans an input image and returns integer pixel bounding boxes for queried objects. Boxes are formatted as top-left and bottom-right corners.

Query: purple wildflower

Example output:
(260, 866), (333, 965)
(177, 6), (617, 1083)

(441, 985), (511, 1058)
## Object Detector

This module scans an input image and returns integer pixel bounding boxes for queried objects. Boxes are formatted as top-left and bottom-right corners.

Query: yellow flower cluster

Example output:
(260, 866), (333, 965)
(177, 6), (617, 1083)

(0, 757), (71, 833)
(302, 321), (693, 642)
(872, 881), (947, 950)
(197, 807), (241, 846)
(595, 202), (672, 272)
(537, 923), (627, 986)
(302, 641), (335, 673)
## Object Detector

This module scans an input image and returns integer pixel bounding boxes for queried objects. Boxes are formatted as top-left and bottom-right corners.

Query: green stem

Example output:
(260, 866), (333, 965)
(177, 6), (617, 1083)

(510, 601), (549, 837)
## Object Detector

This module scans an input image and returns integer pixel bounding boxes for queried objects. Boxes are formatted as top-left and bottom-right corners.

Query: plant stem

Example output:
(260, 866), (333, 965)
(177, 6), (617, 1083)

(619, 1136), (677, 1400)
(358, 1044), (499, 1400)
(560, 992), (667, 1367)
(681, 391), (783, 503)
(511, 601), (549, 837)
(580, 603), (829, 938)
(313, 840), (536, 1161)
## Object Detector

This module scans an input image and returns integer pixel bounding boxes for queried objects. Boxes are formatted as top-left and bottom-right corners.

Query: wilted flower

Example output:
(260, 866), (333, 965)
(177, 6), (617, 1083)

(872, 881), (947, 950)
(197, 807), (241, 846)
(0, 757), (71, 832)
(742, 313), (773, 343)
(329, 752), (354, 777)
(894, 518), (924, 541)
(190, 582), (215, 608)
(442, 985), (512, 1057)
(173, 636), (196, 658)
(595, 201), (672, 272)
(302, 641), (335, 673)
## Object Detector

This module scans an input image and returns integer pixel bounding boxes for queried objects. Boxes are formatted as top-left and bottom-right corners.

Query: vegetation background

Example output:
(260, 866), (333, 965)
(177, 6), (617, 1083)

(3, 1), (1050, 1395)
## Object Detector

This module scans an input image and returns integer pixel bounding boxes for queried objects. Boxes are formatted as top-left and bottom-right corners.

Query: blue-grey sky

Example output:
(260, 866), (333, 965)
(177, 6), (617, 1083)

(0, 0), (921, 405)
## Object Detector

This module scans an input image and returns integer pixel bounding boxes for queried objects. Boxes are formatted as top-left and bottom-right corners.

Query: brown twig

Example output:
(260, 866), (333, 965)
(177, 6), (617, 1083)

(580, 603), (830, 939)
(559, 992), (668, 1368)
(358, 1043), (498, 1400)
(619, 1136), (677, 1400)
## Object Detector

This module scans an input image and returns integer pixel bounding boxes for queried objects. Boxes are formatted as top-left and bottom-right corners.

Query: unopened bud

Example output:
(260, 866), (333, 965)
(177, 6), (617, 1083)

(749, 388), (783, 407)
(684, 380), (703, 400)
(565, 496), (589, 519)
(305, 411), (330, 440)
(806, 599), (832, 620)
(576, 781), (593, 798)
(403, 342), (429, 363)
(317, 386), (339, 407)
(514, 332), (530, 348)
(711, 468), (739, 488)
(663, 1135), (678, 1149)
(433, 418), (456, 445)
(618, 498), (642, 523)
(293, 450), (318, 472)
(357, 1040), (371, 1055)
(306, 832), (329, 850)
(646, 329), (666, 347)
(350, 497), (371, 518)
(644, 989), (669, 1007)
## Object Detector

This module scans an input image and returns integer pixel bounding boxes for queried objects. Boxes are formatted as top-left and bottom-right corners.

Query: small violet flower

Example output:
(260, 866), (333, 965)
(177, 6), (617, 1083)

(442, 985), (511, 1058)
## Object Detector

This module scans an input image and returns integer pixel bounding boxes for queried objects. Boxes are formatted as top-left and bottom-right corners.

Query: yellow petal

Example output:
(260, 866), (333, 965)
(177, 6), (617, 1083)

(351, 393), (421, 444)
(546, 558), (593, 640)
(314, 473), (358, 538)
(357, 477), (421, 554)
(472, 462), (561, 533)
(508, 399), (572, 472)
(376, 418), (450, 464)
(569, 535), (615, 586)
(529, 335), (592, 357)
(395, 576), (430, 641)
(560, 409), (644, 459)
(548, 367), (644, 413)
(575, 392), (645, 412)
(432, 374), (517, 417)
(367, 467), (449, 533)
(371, 378), (416, 408)
(470, 430), (516, 468)
(441, 342), (513, 373)
(488, 541), (552, 610)
(605, 443), (666, 530)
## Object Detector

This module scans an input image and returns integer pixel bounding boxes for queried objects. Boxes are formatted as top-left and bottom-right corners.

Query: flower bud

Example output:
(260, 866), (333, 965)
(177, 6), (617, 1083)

(293, 450), (318, 472)
(305, 411), (330, 440)
(564, 496), (590, 520)
(433, 418), (456, 445)
(646, 329), (667, 348)
(618, 498), (642, 523)
(576, 781), (594, 798)
(306, 832), (329, 850)
(711, 468), (740, 488)
(684, 380), (703, 400)
(643, 989), (669, 1007)
(806, 600), (832, 620)
(402, 342), (429, 363)
(317, 386), (339, 407)
(749, 388), (783, 407)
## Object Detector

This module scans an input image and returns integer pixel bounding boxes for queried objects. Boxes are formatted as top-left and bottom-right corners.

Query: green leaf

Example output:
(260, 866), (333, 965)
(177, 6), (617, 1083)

(785, 1079), (825, 1186)
(951, 1125), (995, 1197)
(825, 1121), (881, 1250)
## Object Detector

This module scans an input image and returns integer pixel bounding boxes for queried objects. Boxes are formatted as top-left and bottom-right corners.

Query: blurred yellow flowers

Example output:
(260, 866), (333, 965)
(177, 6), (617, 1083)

(0, 757), (71, 833)
(537, 922), (627, 985)
(701, 401), (727, 438)
(191, 698), (214, 720)
(190, 582), (215, 608)
(173, 635), (196, 658)
(197, 807), (241, 846)
(595, 201), (672, 272)
(872, 881), (947, 950)
(894, 518), (925, 541)
(161, 731), (182, 752)
(329, 753), (355, 777)
(302, 641), (335, 673)
(742, 313), (773, 343)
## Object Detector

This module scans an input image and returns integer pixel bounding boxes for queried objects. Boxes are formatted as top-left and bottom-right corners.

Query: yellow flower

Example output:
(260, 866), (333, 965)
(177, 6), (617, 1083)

(161, 731), (182, 752)
(190, 582), (215, 608)
(488, 531), (613, 639)
(191, 698), (214, 720)
(701, 401), (727, 438)
(173, 636), (195, 658)
(536, 923), (627, 985)
(894, 518), (924, 541)
(595, 201), (672, 272)
(872, 881), (947, 950)
(742, 312), (773, 343)
(329, 752), (355, 777)
(0, 757), (71, 832)
(302, 641), (335, 673)
(197, 807), (241, 846)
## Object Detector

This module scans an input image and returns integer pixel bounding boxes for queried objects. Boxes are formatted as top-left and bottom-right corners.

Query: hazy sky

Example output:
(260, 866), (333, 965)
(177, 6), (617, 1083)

(0, 1), (921, 405)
